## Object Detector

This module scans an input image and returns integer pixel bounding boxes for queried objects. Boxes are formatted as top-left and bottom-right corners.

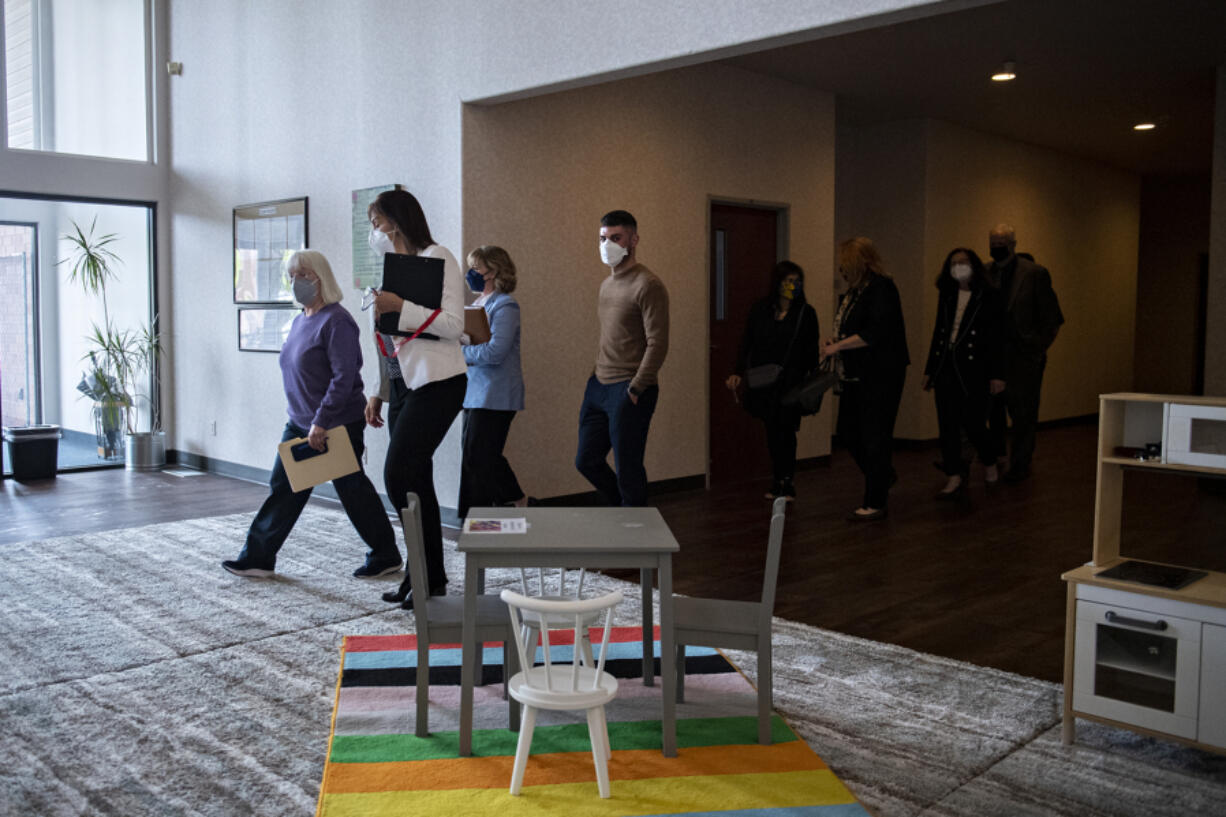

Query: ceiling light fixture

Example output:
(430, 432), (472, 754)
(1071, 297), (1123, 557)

(1133, 122), (1157, 131)
(991, 60), (1017, 82)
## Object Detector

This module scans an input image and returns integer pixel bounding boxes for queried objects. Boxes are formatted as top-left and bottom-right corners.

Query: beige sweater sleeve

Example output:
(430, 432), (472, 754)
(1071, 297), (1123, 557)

(631, 275), (669, 391)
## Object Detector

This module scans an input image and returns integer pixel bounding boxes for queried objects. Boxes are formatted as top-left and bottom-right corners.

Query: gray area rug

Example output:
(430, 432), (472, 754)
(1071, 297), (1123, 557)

(1, 508), (1223, 816)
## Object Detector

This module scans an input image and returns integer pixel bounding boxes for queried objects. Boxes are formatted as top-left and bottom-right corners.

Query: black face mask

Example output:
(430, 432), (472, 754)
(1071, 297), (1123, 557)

(989, 245), (1011, 263)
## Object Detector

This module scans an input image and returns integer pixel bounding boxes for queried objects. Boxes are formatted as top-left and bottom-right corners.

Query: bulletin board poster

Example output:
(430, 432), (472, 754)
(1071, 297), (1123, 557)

(352, 184), (398, 289)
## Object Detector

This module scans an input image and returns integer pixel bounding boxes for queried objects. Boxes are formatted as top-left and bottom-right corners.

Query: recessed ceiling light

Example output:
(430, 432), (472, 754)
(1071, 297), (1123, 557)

(1133, 122), (1156, 131)
(991, 61), (1016, 82)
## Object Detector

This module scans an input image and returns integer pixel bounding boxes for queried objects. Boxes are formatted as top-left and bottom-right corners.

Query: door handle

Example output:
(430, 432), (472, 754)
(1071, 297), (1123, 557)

(1105, 610), (1168, 631)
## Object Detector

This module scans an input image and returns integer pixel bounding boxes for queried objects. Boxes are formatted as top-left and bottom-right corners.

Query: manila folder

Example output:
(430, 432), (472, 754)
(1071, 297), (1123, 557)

(465, 305), (491, 345)
(277, 426), (360, 493)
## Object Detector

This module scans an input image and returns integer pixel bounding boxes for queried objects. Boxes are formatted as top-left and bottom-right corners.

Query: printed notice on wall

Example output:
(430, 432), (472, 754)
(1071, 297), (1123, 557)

(351, 184), (398, 289)
(462, 518), (529, 534)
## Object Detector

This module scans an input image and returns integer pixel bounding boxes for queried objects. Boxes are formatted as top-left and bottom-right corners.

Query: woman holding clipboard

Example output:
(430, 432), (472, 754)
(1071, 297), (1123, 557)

(222, 250), (399, 579)
(366, 189), (467, 609)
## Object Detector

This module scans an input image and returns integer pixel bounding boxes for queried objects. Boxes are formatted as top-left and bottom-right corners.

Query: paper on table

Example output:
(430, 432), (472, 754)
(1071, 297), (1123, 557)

(462, 518), (528, 534)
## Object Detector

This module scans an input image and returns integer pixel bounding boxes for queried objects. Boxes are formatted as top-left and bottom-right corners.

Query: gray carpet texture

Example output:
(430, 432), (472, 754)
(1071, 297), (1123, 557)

(1, 507), (1223, 816)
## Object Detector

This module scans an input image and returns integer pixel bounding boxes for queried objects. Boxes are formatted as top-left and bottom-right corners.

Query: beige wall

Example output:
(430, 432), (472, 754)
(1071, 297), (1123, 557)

(834, 118), (930, 437)
(1134, 175), (1211, 395)
(463, 63), (836, 497)
(924, 119), (1140, 429)
(837, 117), (1140, 439)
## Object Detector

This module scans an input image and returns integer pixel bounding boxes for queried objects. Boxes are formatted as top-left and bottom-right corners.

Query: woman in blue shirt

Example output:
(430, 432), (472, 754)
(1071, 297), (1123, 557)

(458, 245), (526, 519)
(223, 250), (399, 578)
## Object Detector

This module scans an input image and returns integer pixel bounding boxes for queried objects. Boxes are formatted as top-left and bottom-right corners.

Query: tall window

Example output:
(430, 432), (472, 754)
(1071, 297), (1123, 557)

(3, 0), (149, 161)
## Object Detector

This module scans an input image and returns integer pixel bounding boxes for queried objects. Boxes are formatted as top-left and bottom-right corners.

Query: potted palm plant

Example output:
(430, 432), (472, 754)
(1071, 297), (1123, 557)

(61, 218), (165, 470)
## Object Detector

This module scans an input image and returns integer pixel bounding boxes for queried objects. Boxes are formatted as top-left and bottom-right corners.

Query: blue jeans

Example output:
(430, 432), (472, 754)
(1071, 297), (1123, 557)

(239, 420), (398, 569)
(574, 375), (659, 507)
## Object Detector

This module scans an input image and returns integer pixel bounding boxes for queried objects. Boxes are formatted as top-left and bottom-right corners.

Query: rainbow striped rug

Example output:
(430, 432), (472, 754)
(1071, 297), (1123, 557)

(316, 628), (869, 816)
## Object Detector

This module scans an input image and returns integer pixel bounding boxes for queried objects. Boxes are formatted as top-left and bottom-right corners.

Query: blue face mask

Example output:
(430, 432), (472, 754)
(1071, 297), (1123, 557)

(465, 268), (486, 292)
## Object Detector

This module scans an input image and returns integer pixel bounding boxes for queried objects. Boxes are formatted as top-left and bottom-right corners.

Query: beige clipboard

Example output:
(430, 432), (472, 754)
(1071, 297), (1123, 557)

(277, 426), (360, 492)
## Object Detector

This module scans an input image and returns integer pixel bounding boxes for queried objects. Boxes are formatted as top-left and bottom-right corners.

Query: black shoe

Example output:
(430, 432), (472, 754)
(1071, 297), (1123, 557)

(400, 584), (448, 610)
(222, 558), (275, 578)
(353, 557), (403, 579)
(779, 477), (796, 502)
(765, 480), (781, 500)
(1003, 467), (1031, 483)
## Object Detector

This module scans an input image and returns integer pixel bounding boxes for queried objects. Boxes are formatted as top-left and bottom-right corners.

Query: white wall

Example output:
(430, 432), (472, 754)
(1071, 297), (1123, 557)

(460, 0), (990, 103)
(167, 1), (472, 498)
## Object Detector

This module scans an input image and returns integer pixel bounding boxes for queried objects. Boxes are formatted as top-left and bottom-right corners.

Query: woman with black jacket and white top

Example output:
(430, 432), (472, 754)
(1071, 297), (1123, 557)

(366, 188), (466, 609)
(921, 247), (1006, 499)
(725, 261), (820, 501)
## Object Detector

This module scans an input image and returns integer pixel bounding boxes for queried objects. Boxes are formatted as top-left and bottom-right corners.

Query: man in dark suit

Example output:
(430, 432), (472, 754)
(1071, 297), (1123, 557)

(985, 224), (1064, 482)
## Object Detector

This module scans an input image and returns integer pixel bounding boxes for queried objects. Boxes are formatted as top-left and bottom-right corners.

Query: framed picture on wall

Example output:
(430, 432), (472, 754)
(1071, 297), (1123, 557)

(237, 307), (299, 352)
(233, 196), (308, 303)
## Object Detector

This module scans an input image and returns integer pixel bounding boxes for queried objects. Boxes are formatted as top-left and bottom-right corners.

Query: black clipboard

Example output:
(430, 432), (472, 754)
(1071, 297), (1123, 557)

(379, 253), (444, 338)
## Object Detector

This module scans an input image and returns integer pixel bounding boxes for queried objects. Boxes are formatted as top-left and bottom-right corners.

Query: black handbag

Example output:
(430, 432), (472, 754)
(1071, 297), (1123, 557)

(782, 360), (836, 415)
(743, 308), (805, 390)
(744, 363), (784, 389)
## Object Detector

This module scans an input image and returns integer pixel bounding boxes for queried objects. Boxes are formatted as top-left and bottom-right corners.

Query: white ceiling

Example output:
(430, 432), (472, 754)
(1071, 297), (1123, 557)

(722, 0), (1226, 175)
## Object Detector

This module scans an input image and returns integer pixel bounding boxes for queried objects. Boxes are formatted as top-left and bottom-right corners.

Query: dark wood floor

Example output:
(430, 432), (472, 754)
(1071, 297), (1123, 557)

(3, 423), (1222, 684)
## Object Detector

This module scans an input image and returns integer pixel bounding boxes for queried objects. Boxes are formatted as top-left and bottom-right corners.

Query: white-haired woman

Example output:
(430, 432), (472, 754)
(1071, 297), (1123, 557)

(223, 250), (401, 579)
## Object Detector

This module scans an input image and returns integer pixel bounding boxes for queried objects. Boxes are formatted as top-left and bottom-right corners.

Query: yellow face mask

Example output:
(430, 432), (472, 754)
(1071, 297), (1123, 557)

(781, 280), (796, 300)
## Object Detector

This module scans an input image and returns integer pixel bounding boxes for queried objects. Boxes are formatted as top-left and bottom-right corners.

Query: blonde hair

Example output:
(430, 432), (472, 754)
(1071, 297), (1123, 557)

(286, 250), (344, 306)
(466, 245), (518, 294)
(838, 237), (889, 290)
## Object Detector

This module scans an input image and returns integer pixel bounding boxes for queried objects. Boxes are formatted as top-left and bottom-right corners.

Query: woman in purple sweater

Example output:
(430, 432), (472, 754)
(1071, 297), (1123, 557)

(223, 250), (401, 579)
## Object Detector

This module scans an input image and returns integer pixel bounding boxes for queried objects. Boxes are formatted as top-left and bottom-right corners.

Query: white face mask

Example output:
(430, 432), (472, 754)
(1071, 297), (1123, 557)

(600, 239), (628, 268)
(368, 228), (396, 257)
(951, 263), (973, 283)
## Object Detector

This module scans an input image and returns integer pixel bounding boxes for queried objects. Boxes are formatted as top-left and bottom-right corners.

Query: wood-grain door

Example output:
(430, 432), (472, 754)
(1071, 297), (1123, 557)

(709, 203), (780, 487)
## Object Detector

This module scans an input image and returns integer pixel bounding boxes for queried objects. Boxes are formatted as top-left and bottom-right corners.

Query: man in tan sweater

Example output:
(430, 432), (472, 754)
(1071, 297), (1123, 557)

(574, 210), (670, 506)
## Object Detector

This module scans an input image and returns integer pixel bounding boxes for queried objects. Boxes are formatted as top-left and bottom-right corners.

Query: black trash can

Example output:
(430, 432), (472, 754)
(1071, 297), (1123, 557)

(3, 425), (61, 481)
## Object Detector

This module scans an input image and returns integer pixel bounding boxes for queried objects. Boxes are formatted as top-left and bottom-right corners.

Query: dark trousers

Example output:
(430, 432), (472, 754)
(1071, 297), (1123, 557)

(240, 419), (398, 569)
(387, 375), (409, 435)
(837, 369), (905, 509)
(934, 367), (995, 476)
(384, 373), (466, 589)
(989, 355), (1045, 475)
(574, 375), (659, 507)
(459, 408), (524, 519)
(763, 410), (801, 484)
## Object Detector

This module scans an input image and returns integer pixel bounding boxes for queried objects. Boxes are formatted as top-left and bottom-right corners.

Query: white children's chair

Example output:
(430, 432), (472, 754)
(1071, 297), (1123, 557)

(500, 588), (623, 798)
(517, 568), (598, 666)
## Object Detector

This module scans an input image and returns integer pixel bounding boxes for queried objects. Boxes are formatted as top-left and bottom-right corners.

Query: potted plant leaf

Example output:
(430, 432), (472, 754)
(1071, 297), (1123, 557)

(61, 218), (165, 469)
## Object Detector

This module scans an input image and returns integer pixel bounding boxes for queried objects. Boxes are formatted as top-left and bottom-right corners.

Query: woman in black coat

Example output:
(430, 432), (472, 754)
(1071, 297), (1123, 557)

(922, 248), (1006, 498)
(821, 238), (909, 522)
(725, 261), (820, 501)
